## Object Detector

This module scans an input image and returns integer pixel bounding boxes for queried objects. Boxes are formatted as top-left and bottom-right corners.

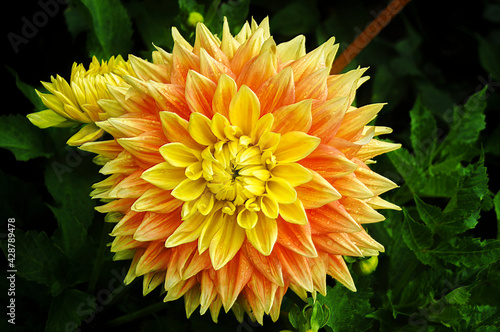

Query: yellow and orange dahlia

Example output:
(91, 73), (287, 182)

(30, 17), (401, 324)
(27, 55), (134, 146)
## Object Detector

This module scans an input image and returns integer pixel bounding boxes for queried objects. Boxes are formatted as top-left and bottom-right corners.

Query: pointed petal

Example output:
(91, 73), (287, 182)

(365, 196), (401, 211)
(347, 228), (385, 253)
(295, 170), (341, 209)
(80, 140), (122, 159)
(277, 35), (306, 62)
(165, 212), (206, 247)
(185, 70), (217, 117)
(271, 99), (312, 134)
(193, 23), (229, 67)
(148, 81), (191, 119)
(221, 17), (240, 60)
(164, 277), (198, 302)
(313, 232), (363, 257)
(136, 240), (170, 276)
(355, 139), (401, 161)
(142, 271), (165, 296)
(279, 199), (308, 225)
(27, 109), (75, 128)
(273, 245), (313, 292)
(299, 144), (358, 180)
(199, 48), (236, 83)
(246, 213), (278, 256)
(336, 103), (385, 141)
(242, 242), (284, 286)
(274, 131), (320, 163)
(294, 67), (329, 101)
(271, 163), (312, 187)
(159, 111), (202, 149)
(237, 45), (278, 92)
(231, 28), (265, 76)
(209, 215), (246, 270)
(309, 97), (349, 142)
(307, 201), (361, 234)
(159, 142), (200, 167)
(216, 252), (253, 311)
(229, 85), (260, 135)
(110, 210), (144, 236)
(129, 54), (170, 83)
(132, 187), (183, 213)
(133, 210), (183, 241)
(184, 286), (201, 318)
(341, 197), (385, 224)
(327, 254), (356, 291)
(266, 177), (297, 204)
(171, 43), (200, 86)
(188, 112), (217, 146)
(332, 173), (374, 199)
(67, 123), (104, 146)
(246, 272), (278, 314)
(117, 134), (166, 166)
(212, 74), (238, 119)
(141, 162), (186, 191)
(276, 217), (317, 257)
(353, 163), (399, 196)
(256, 66), (295, 115)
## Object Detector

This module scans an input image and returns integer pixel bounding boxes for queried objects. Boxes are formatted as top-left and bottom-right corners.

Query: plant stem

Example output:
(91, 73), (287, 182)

(105, 302), (170, 326)
(87, 221), (113, 294)
(330, 0), (412, 74)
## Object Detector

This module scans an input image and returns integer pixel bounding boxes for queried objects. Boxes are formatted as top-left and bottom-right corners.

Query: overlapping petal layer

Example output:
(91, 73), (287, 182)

(33, 17), (400, 324)
(28, 55), (134, 145)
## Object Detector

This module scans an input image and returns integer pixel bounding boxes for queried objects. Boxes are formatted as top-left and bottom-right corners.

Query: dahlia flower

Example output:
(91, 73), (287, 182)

(27, 55), (134, 146)
(31, 17), (400, 324)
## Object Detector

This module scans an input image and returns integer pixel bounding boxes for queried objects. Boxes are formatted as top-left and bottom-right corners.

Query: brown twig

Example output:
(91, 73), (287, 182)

(330, 0), (412, 74)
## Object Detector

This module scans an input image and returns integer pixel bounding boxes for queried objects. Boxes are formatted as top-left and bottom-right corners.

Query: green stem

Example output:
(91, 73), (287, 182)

(87, 221), (113, 294)
(105, 302), (170, 326)
(204, 0), (221, 27)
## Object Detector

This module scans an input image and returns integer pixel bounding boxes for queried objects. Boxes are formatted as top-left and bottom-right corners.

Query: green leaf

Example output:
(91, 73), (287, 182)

(0, 169), (50, 224)
(414, 195), (443, 230)
(444, 286), (471, 305)
(216, 0), (250, 34)
(402, 208), (434, 261)
(0, 114), (53, 161)
(317, 277), (374, 332)
(81, 0), (133, 58)
(386, 147), (422, 193)
(270, 1), (319, 37)
(410, 97), (437, 165)
(494, 191), (500, 239)
(442, 156), (488, 229)
(125, 0), (178, 51)
(439, 87), (487, 160)
(44, 154), (99, 259)
(7, 67), (45, 110)
(478, 35), (500, 81)
(0, 230), (68, 295)
(428, 237), (500, 269)
(45, 289), (96, 332)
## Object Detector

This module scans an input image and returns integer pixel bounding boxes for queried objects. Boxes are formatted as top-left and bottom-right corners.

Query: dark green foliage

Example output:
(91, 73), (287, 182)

(2, 0), (500, 331)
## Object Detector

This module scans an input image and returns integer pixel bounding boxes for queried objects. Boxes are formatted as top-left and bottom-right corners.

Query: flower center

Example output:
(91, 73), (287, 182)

(205, 139), (271, 207)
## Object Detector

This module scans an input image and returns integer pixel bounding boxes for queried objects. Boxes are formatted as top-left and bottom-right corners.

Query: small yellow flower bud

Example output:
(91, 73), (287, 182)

(354, 256), (379, 275)
(187, 12), (204, 27)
